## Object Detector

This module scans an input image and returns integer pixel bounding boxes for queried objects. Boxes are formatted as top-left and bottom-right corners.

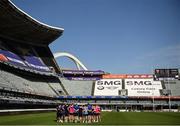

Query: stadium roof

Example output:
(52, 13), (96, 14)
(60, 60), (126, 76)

(0, 0), (64, 45)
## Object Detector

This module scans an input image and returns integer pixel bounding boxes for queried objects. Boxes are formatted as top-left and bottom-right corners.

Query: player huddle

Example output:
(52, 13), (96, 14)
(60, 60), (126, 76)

(56, 103), (101, 123)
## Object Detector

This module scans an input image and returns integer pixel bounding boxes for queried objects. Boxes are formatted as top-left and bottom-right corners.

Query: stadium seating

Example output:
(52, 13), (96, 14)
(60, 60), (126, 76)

(0, 69), (62, 97)
(96, 100), (110, 103)
(164, 80), (180, 96)
(154, 100), (168, 105)
(110, 100), (125, 104)
(60, 78), (93, 96)
(0, 49), (27, 68)
(0, 0), (180, 111)
(0, 69), (25, 91)
(0, 46), (51, 73)
(138, 100), (152, 104)
(28, 81), (57, 96)
(78, 100), (95, 103)
(170, 101), (180, 105)
(0, 95), (59, 107)
(48, 82), (65, 95)
(126, 100), (138, 104)
(23, 55), (50, 72)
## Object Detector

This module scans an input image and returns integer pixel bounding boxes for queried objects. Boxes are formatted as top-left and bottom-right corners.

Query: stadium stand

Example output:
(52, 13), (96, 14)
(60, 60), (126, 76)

(0, 68), (60, 97)
(138, 100), (152, 104)
(0, 0), (66, 110)
(126, 100), (138, 104)
(0, 63), (65, 97)
(171, 101), (180, 105)
(163, 80), (180, 96)
(0, 69), (33, 92)
(154, 100), (168, 105)
(0, 40), (57, 75)
(110, 100), (125, 104)
(96, 100), (110, 103)
(60, 78), (93, 96)
(0, 0), (180, 112)
(48, 81), (65, 96)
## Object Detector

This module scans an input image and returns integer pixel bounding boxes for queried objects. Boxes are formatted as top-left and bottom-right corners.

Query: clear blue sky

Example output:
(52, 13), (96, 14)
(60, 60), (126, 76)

(13, 0), (180, 74)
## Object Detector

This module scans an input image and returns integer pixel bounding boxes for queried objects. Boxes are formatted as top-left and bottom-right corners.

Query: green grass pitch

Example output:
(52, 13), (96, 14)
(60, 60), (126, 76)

(0, 112), (180, 125)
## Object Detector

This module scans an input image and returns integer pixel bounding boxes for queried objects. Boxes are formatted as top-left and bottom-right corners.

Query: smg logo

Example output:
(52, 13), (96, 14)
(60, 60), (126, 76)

(126, 81), (152, 85)
(97, 81), (121, 85)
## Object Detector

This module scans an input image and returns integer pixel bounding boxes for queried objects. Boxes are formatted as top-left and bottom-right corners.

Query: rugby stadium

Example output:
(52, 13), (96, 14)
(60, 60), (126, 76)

(0, 0), (180, 125)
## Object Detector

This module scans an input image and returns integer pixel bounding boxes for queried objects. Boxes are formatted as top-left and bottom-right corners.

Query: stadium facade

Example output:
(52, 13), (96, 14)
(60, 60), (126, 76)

(0, 0), (180, 112)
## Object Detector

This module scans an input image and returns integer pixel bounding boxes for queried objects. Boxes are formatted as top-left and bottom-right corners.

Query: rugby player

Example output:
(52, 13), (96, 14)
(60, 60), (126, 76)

(78, 105), (83, 123)
(87, 103), (92, 123)
(68, 103), (75, 122)
(64, 103), (69, 122)
(95, 104), (101, 122)
(74, 103), (79, 123)
(83, 105), (88, 123)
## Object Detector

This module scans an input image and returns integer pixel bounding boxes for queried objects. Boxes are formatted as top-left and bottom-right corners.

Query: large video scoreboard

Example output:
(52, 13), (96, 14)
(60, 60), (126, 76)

(154, 69), (179, 78)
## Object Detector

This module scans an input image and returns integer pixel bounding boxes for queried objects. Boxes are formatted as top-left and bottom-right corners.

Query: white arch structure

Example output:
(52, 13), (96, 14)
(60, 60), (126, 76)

(53, 52), (88, 70)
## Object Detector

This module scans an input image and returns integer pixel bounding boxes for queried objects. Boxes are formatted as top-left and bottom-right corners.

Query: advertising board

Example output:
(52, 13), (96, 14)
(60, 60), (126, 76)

(94, 79), (122, 96)
(125, 79), (162, 96)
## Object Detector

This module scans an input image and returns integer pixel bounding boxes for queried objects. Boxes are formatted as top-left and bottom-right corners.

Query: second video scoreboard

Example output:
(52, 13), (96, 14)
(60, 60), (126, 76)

(154, 69), (179, 78)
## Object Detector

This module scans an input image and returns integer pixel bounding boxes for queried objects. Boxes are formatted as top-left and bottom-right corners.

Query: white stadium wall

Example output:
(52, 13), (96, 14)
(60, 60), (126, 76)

(125, 79), (162, 96)
(94, 79), (122, 96)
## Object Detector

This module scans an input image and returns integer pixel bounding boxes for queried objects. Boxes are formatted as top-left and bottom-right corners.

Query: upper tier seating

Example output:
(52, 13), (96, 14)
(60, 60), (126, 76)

(0, 49), (26, 67)
(0, 49), (50, 73)
(24, 55), (50, 72)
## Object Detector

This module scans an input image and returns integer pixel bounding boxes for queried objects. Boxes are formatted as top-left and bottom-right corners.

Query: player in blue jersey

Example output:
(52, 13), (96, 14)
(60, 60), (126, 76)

(64, 103), (69, 123)
(87, 103), (92, 123)
(74, 103), (79, 123)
